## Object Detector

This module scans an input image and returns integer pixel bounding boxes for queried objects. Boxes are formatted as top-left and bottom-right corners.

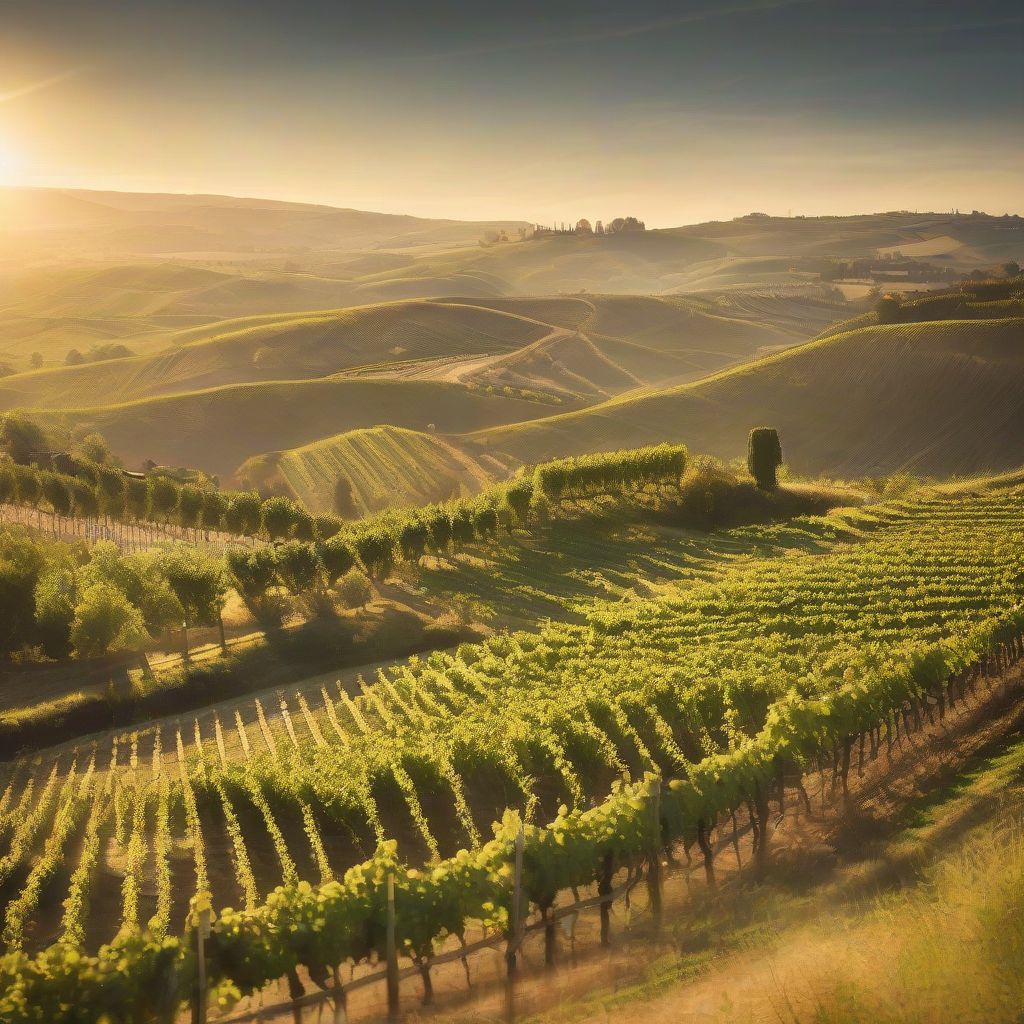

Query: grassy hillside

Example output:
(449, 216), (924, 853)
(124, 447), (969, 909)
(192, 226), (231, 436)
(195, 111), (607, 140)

(0, 291), (848, 489)
(0, 187), (528, 256)
(268, 424), (494, 514)
(33, 376), (552, 477)
(0, 300), (552, 409)
(473, 317), (1024, 477)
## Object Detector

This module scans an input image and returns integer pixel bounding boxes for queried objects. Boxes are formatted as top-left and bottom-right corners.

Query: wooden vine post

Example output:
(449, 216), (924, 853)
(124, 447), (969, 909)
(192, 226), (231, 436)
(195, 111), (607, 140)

(505, 823), (525, 1022)
(386, 872), (399, 1023)
(647, 778), (662, 928)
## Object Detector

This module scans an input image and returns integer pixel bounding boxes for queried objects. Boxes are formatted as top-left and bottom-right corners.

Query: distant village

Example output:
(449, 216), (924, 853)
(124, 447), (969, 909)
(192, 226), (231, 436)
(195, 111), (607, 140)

(481, 217), (646, 245)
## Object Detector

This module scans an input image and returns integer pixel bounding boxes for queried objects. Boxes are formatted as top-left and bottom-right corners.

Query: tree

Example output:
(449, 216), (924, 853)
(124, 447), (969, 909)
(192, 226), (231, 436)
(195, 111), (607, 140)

(200, 490), (228, 534)
(333, 476), (357, 518)
(314, 514), (344, 541)
(70, 480), (99, 519)
(79, 543), (181, 636)
(73, 432), (114, 466)
(747, 428), (783, 490)
(0, 532), (46, 656)
(224, 492), (262, 536)
(161, 549), (229, 656)
(319, 536), (356, 585)
(34, 559), (78, 658)
(354, 528), (395, 579)
(0, 464), (15, 505)
(274, 541), (322, 596)
(261, 496), (298, 541)
(29, 352), (43, 370)
(148, 477), (179, 524)
(0, 412), (45, 465)
(177, 485), (204, 532)
(575, 219), (593, 235)
(398, 519), (429, 562)
(451, 505), (475, 544)
(40, 472), (72, 517)
(504, 479), (533, 527)
(65, 349), (85, 366)
(12, 464), (41, 508)
(875, 294), (902, 324)
(1003, 261), (1021, 278)
(124, 477), (150, 521)
(95, 466), (126, 517)
(70, 582), (148, 658)
(226, 547), (279, 620)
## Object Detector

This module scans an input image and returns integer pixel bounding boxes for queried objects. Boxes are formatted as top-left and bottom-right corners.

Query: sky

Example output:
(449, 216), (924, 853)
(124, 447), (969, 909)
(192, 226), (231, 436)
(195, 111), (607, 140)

(1, 0), (1022, 226)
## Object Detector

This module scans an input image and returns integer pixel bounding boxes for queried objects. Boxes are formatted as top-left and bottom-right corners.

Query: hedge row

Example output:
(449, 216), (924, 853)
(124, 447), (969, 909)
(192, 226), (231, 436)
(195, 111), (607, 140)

(224, 445), (688, 602)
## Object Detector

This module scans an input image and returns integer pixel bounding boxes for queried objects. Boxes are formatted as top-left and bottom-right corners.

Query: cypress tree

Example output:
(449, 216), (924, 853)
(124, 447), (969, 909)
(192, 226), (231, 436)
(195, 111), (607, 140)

(747, 428), (783, 490)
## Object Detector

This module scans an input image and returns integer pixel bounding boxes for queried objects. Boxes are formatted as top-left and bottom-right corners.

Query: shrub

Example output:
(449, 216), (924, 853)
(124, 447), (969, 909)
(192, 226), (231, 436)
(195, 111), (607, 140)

(472, 502), (499, 540)
(125, 477), (150, 521)
(504, 478), (533, 527)
(40, 473), (72, 516)
(148, 477), (179, 523)
(200, 490), (228, 532)
(451, 505), (475, 544)
(177, 485), (204, 530)
(747, 428), (783, 490)
(292, 506), (316, 542)
(13, 464), (41, 506)
(314, 514), (344, 541)
(0, 412), (45, 464)
(70, 480), (99, 518)
(336, 569), (374, 609)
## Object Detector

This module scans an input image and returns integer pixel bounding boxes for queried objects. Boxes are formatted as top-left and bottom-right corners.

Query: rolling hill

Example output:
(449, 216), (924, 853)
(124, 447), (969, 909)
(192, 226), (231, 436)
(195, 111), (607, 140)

(0, 187), (528, 256)
(0, 292), (842, 411)
(34, 376), (552, 478)
(0, 291), (850, 488)
(472, 317), (1024, 478)
(263, 425), (496, 515)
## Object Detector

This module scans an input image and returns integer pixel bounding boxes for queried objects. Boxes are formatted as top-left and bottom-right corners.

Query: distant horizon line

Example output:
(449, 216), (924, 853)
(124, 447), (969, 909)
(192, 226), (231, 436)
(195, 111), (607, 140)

(2, 182), (1022, 229)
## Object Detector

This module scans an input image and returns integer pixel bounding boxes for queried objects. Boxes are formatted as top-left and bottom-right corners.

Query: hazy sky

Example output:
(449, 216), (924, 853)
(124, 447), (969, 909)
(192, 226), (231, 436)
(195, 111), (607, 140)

(1, 0), (1022, 225)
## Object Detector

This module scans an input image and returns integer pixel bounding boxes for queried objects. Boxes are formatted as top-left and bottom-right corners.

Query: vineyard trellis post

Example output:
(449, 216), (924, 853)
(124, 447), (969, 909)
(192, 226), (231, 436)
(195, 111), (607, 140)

(386, 871), (399, 1022)
(192, 902), (213, 1024)
(504, 822), (525, 1022)
(648, 778), (662, 928)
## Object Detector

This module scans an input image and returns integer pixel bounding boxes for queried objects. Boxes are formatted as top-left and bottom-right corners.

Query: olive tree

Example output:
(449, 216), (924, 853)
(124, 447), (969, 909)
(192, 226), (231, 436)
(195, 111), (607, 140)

(70, 582), (148, 658)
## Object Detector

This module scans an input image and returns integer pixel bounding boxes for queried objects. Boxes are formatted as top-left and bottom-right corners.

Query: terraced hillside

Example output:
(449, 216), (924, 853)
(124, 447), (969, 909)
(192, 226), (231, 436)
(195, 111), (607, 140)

(268, 426), (495, 515)
(475, 317), (1024, 477)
